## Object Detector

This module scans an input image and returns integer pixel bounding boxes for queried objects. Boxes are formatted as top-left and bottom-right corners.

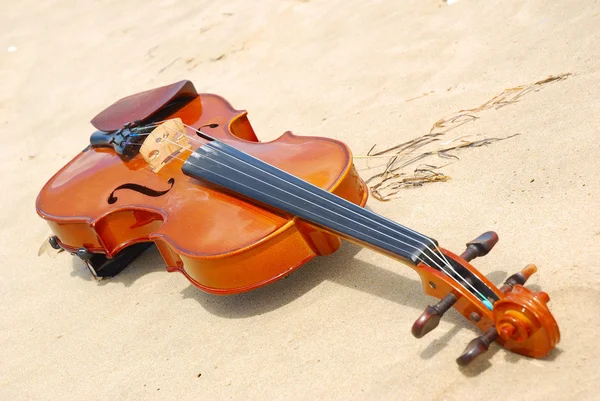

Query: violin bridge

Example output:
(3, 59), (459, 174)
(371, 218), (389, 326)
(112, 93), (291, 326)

(140, 118), (192, 172)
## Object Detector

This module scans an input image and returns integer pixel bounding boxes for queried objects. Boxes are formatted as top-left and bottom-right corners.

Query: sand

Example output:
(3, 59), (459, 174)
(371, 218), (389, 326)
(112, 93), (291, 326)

(2, 0), (600, 399)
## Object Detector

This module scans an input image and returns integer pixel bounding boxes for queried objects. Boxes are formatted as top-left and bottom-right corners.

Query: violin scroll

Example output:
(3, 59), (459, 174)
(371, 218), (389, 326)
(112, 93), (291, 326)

(493, 283), (559, 357)
(456, 265), (559, 365)
(411, 232), (559, 366)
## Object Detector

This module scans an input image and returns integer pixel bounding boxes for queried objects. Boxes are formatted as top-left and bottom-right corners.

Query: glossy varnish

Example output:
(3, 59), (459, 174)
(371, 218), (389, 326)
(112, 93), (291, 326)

(37, 83), (560, 363)
(37, 94), (368, 293)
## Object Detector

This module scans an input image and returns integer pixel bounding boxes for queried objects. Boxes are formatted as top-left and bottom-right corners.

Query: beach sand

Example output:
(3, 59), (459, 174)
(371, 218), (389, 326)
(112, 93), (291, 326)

(1, 0), (599, 399)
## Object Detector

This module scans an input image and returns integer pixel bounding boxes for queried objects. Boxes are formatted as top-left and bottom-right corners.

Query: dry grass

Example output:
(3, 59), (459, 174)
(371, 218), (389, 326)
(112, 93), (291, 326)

(361, 73), (572, 201)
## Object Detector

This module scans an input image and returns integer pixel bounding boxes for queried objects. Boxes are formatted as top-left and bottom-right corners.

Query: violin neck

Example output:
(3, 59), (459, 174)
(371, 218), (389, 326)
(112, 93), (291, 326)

(182, 140), (440, 267)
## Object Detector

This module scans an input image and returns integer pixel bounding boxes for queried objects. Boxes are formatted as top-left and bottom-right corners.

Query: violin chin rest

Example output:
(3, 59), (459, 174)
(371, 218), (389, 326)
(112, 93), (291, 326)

(91, 80), (198, 132)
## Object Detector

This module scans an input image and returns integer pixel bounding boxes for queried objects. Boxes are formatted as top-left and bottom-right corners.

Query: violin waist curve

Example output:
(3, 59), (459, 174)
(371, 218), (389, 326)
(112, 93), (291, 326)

(37, 122), (368, 293)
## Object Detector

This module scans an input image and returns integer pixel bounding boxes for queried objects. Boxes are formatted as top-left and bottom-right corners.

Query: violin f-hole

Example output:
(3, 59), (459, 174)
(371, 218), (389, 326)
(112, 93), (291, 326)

(107, 178), (175, 204)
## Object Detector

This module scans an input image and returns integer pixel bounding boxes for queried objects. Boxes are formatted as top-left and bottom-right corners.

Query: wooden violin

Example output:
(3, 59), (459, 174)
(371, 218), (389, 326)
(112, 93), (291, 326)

(36, 80), (559, 366)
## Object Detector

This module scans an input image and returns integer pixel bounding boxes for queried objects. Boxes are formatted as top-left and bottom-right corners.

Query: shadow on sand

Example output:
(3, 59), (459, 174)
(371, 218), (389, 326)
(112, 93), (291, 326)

(68, 238), (542, 373)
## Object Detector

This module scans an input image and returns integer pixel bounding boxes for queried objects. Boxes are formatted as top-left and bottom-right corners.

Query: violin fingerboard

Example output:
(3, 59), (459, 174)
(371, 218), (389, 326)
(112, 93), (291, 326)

(182, 141), (439, 267)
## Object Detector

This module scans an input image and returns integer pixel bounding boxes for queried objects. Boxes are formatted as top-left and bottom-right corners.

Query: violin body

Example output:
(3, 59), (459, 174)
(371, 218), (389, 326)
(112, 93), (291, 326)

(36, 84), (368, 294)
(37, 81), (559, 366)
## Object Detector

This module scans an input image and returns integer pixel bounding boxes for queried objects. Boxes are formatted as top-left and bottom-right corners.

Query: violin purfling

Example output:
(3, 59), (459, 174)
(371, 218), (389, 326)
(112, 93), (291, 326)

(36, 80), (559, 366)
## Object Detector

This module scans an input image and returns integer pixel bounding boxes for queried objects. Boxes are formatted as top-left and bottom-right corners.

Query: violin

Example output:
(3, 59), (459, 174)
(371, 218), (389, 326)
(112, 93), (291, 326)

(36, 80), (559, 366)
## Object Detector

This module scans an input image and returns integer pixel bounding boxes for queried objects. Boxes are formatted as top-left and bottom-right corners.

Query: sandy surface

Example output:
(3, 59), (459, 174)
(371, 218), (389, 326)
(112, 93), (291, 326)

(2, 0), (600, 399)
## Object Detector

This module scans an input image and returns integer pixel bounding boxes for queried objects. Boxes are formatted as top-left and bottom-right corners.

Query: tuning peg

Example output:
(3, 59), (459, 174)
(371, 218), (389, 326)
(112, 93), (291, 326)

(412, 293), (458, 338)
(456, 327), (499, 366)
(500, 264), (537, 293)
(460, 231), (499, 262)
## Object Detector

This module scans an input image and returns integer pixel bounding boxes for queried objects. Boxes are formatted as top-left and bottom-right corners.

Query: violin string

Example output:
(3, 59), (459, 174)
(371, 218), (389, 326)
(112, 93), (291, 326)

(127, 141), (443, 270)
(134, 121), (456, 265)
(173, 122), (462, 282)
(188, 145), (493, 309)
(142, 122), (451, 260)
(146, 121), (493, 308)
(130, 121), (493, 308)
(134, 121), (456, 268)
(140, 123), (457, 271)
(127, 128), (446, 269)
